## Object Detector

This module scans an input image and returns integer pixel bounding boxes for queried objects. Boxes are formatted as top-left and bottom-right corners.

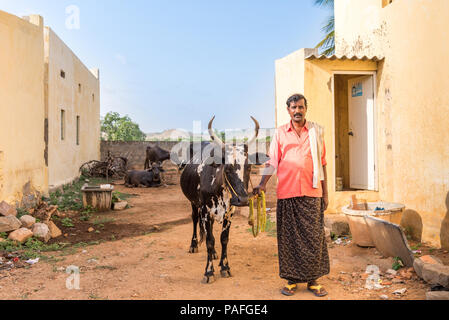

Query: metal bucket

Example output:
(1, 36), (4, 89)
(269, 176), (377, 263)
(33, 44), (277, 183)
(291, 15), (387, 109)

(342, 202), (405, 247)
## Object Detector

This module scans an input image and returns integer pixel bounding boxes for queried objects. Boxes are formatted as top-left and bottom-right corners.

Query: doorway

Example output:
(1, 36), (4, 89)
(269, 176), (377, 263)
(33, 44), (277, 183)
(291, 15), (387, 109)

(334, 73), (377, 191)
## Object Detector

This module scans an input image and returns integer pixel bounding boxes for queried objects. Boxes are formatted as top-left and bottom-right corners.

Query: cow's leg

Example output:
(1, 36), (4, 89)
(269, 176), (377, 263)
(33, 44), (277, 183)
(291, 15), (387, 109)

(202, 209), (216, 284)
(189, 204), (199, 254)
(210, 220), (218, 260)
(219, 217), (232, 278)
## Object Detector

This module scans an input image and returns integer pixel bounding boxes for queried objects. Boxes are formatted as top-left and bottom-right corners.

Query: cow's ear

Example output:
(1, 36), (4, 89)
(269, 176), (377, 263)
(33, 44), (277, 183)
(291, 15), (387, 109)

(248, 153), (270, 165)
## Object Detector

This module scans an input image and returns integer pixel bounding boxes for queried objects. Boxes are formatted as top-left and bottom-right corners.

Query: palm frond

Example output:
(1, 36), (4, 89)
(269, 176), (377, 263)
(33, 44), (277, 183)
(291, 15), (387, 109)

(314, 0), (335, 56)
(314, 0), (334, 9)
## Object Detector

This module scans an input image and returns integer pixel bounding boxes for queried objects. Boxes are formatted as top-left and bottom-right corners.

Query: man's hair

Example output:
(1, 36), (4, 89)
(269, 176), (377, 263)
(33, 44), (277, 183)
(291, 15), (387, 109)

(286, 94), (308, 108)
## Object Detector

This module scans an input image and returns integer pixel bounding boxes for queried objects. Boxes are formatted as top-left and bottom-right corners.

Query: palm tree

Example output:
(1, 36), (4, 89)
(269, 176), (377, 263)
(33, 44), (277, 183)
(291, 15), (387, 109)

(314, 0), (335, 56)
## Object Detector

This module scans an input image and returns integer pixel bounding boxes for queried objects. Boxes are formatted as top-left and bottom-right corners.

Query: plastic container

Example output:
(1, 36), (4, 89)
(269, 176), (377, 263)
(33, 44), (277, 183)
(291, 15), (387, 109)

(342, 202), (405, 247)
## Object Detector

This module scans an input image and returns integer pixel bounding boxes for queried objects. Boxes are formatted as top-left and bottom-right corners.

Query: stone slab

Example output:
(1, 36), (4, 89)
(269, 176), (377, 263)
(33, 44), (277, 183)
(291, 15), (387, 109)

(426, 291), (449, 300)
(364, 215), (415, 267)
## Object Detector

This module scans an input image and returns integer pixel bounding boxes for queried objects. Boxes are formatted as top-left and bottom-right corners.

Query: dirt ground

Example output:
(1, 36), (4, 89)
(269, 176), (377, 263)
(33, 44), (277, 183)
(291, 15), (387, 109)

(0, 173), (444, 300)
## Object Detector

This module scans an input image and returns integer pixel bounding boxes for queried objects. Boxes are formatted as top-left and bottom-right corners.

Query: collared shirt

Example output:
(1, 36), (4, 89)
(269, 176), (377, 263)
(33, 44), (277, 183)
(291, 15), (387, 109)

(268, 120), (327, 200)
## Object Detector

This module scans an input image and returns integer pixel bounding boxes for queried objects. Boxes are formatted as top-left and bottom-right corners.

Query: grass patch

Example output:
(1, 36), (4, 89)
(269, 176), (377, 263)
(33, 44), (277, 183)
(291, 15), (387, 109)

(48, 176), (108, 212)
(94, 265), (117, 271)
(246, 216), (277, 237)
(93, 217), (115, 226)
(112, 191), (136, 203)
(0, 238), (70, 259)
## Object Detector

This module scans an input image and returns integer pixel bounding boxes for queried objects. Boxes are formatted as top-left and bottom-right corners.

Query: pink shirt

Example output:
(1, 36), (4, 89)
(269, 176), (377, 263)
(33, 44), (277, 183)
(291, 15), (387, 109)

(268, 121), (327, 200)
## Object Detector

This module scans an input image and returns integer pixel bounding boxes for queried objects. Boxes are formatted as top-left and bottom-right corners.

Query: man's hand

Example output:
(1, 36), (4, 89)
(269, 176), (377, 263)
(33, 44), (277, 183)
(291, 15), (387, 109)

(252, 184), (266, 196)
(322, 194), (329, 211)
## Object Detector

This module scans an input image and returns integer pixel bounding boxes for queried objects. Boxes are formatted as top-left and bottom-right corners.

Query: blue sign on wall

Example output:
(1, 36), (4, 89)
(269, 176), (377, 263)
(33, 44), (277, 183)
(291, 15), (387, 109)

(352, 83), (363, 97)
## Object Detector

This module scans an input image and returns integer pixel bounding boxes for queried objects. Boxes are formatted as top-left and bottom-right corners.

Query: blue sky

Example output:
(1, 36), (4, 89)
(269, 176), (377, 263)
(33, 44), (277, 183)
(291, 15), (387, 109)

(1, 0), (330, 133)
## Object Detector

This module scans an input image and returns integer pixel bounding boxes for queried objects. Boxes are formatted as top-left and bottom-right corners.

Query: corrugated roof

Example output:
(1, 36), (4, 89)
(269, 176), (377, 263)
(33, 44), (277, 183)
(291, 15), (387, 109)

(305, 53), (384, 61)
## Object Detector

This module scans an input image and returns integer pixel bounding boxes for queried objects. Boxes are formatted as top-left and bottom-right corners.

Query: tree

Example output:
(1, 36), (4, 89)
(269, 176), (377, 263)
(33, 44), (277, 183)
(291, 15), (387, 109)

(101, 112), (146, 141)
(314, 0), (335, 56)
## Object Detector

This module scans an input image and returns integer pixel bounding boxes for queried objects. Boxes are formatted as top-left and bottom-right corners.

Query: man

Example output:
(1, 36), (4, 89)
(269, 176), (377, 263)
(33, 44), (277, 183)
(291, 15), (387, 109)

(253, 94), (330, 297)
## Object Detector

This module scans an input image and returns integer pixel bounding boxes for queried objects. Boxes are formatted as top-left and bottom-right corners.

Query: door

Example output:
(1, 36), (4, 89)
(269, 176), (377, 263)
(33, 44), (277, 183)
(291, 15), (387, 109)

(348, 75), (375, 190)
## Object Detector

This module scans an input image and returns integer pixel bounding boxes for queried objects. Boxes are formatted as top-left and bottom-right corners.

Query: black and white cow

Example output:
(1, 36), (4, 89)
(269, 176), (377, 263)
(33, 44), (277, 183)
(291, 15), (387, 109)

(180, 116), (268, 284)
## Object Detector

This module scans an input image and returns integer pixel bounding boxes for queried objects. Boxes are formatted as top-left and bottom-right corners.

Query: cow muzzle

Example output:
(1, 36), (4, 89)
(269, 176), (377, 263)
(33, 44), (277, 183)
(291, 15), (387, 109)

(230, 195), (249, 207)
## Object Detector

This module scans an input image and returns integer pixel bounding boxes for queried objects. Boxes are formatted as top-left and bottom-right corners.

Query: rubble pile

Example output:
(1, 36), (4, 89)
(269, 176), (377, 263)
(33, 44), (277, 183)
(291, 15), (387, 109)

(0, 201), (63, 244)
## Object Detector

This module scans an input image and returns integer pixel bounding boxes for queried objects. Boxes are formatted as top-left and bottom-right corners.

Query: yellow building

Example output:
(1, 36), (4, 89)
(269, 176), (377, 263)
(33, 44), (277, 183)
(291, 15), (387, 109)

(275, 0), (449, 248)
(0, 10), (100, 207)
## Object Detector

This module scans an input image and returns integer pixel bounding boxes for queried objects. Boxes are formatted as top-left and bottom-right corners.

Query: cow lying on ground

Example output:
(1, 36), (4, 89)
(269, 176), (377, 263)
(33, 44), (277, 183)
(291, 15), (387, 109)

(125, 163), (165, 188)
(180, 116), (268, 284)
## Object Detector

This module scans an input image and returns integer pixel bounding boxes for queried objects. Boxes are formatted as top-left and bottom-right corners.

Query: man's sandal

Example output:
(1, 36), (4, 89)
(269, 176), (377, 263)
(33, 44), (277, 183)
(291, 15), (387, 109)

(281, 284), (298, 296)
(307, 284), (328, 297)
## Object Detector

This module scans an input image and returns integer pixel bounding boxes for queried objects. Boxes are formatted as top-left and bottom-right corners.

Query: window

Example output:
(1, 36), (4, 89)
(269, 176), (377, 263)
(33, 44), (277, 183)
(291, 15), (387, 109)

(61, 109), (66, 140)
(60, 70), (66, 79)
(76, 116), (80, 145)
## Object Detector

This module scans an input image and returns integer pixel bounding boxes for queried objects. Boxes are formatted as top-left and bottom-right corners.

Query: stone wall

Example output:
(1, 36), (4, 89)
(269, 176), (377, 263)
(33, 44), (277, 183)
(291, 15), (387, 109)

(100, 141), (180, 170)
(101, 141), (272, 170)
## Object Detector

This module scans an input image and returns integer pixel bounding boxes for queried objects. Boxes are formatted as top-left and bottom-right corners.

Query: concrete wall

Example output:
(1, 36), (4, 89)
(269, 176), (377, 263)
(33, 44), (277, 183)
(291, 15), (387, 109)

(45, 28), (100, 190)
(0, 11), (48, 207)
(333, 0), (449, 248)
(275, 49), (309, 128)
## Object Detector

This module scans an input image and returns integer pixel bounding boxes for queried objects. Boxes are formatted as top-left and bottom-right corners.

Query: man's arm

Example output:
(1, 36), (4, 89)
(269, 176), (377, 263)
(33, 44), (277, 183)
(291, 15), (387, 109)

(322, 165), (329, 210)
(252, 164), (276, 195)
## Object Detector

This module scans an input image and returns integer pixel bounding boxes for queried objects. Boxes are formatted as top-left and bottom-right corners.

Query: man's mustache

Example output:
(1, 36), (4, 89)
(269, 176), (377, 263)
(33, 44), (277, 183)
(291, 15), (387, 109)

(294, 113), (303, 117)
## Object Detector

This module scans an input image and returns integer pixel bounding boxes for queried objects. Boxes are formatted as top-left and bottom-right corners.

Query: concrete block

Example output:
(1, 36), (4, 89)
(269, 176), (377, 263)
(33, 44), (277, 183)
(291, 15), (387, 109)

(364, 216), (415, 267)
(414, 256), (449, 288)
(426, 291), (449, 300)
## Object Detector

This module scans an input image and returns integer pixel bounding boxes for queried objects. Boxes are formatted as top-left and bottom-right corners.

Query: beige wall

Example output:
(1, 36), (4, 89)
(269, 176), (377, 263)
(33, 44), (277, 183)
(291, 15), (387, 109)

(335, 0), (385, 57)
(45, 28), (100, 189)
(275, 49), (311, 127)
(0, 11), (48, 206)
(333, 0), (449, 248)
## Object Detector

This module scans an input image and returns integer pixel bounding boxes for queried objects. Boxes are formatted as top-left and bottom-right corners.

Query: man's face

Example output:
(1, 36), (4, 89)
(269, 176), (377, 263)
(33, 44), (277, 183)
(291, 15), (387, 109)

(287, 99), (307, 123)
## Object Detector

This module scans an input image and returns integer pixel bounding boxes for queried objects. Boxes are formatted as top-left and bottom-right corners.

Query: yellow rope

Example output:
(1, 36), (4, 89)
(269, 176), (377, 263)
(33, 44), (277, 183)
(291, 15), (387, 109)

(248, 191), (267, 238)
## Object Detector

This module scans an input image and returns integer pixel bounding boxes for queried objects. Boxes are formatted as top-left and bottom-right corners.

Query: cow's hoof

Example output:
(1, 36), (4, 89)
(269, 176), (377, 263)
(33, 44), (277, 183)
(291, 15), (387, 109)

(201, 275), (215, 284)
(220, 270), (232, 278)
(189, 247), (199, 254)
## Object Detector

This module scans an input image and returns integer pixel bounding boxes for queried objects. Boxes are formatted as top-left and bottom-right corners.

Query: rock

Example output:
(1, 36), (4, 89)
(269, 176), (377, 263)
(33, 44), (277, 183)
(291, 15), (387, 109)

(393, 288), (407, 295)
(414, 255), (449, 288)
(386, 269), (398, 276)
(8, 228), (33, 243)
(88, 227), (95, 233)
(32, 223), (51, 243)
(20, 215), (36, 228)
(0, 201), (17, 217)
(113, 201), (128, 211)
(380, 295), (389, 300)
(426, 291), (449, 300)
(324, 214), (350, 236)
(0, 215), (22, 232)
(46, 221), (62, 238)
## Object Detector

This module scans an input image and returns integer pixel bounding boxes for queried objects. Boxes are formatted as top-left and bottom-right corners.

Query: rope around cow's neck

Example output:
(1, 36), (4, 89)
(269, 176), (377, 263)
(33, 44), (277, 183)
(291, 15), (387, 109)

(222, 169), (267, 238)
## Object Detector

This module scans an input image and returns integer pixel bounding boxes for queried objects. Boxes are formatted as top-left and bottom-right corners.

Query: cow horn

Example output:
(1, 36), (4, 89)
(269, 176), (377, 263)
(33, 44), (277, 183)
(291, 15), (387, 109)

(248, 116), (260, 145)
(208, 116), (224, 147)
